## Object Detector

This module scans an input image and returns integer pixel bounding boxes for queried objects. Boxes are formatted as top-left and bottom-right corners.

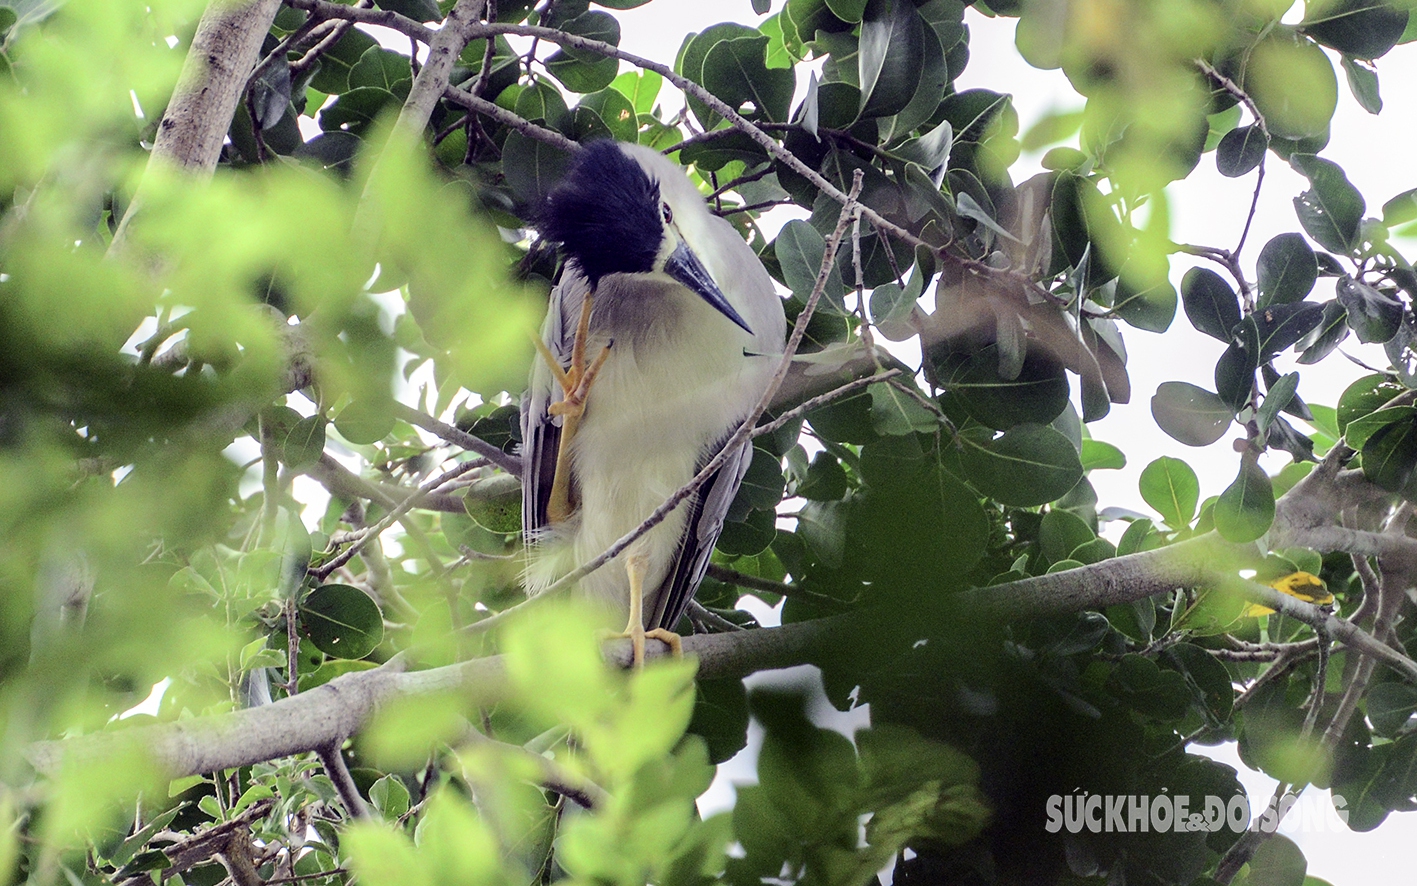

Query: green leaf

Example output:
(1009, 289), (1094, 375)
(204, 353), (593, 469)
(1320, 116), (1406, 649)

(1248, 302), (1326, 356)
(1257, 233), (1318, 307)
(1180, 267), (1241, 341)
(1080, 439), (1126, 471)
(545, 11), (621, 93)
(1215, 339), (1259, 412)
(858, 0), (927, 118)
(957, 424), (1084, 507)
(688, 678), (751, 764)
(774, 219), (846, 310)
(702, 35), (795, 122)
(610, 69), (662, 115)
(1291, 153), (1365, 253)
(1342, 405), (1416, 450)
(1213, 459), (1275, 543)
(308, 27), (378, 93)
(1302, 0), (1408, 59)
(1382, 187), (1417, 227)
(1151, 381), (1234, 446)
(1338, 373), (1406, 431)
(869, 382), (939, 435)
(1337, 277), (1403, 343)
(1167, 642), (1234, 723)
(1362, 417), (1417, 494)
(279, 415), (326, 468)
(797, 499), (847, 568)
(1139, 456), (1200, 530)
(1296, 299), (1350, 364)
(1038, 508), (1095, 565)
(374, 0), (441, 21)
(1367, 682), (1417, 737)
(1342, 54), (1383, 113)
(577, 88), (638, 143)
(334, 398), (394, 445)
(1239, 834), (1308, 886)
(678, 23), (760, 130)
(937, 348), (1070, 431)
(1257, 371), (1300, 435)
(1216, 124), (1268, 178)
(797, 451), (849, 501)
(735, 447), (786, 511)
(301, 584), (384, 659)
(349, 46), (412, 91)
(501, 130), (574, 205)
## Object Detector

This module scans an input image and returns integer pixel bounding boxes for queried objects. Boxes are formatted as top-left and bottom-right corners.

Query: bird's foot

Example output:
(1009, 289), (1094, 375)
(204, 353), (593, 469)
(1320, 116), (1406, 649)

(535, 290), (612, 421)
(601, 623), (682, 668)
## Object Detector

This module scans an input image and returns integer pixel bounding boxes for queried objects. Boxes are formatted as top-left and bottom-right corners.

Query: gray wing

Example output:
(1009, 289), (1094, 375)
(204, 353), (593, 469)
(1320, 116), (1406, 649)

(520, 270), (590, 540)
(647, 436), (755, 632)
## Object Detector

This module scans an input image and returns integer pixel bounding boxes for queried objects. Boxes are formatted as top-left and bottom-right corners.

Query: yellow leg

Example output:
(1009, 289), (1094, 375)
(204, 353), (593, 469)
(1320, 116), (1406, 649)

(610, 552), (682, 667)
(531, 292), (613, 525)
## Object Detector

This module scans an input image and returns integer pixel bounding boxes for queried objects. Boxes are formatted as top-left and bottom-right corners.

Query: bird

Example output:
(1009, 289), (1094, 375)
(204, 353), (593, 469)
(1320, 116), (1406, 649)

(520, 140), (786, 665)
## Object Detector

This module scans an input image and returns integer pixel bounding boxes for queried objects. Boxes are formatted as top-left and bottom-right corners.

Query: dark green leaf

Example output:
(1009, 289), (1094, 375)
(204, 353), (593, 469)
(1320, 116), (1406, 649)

(1296, 300), (1350, 364)
(1362, 418), (1417, 494)
(1180, 267), (1241, 341)
(546, 12), (621, 93)
(679, 22), (760, 129)
(1213, 458), (1275, 543)
(501, 130), (573, 205)
(1338, 374), (1406, 431)
(1249, 301), (1326, 356)
(1342, 54), (1383, 113)
(797, 452), (849, 501)
(735, 447), (786, 511)
(308, 27), (378, 93)
(1214, 341), (1258, 412)
(957, 424), (1083, 507)
(1257, 233), (1318, 307)
(348, 46), (412, 91)
(301, 584), (383, 659)
(1038, 508), (1095, 565)
(1257, 371), (1300, 436)
(718, 508), (777, 556)
(1167, 642), (1235, 723)
(1151, 381), (1233, 447)
(1302, 0), (1408, 59)
(375, 0), (441, 21)
(279, 415), (326, 469)
(1337, 277), (1403, 343)
(1341, 405), (1416, 450)
(807, 389), (875, 443)
(1291, 153), (1365, 253)
(1243, 834), (1308, 886)
(1367, 682), (1417, 738)
(688, 678), (751, 763)
(937, 348), (1070, 431)
(797, 500), (846, 568)
(774, 219), (846, 310)
(703, 35), (795, 122)
(858, 0), (927, 118)
(1216, 124), (1268, 177)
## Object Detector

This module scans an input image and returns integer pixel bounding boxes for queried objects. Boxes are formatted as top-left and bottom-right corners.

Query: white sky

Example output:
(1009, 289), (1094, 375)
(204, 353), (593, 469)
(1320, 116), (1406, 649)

(605, 3), (1417, 879)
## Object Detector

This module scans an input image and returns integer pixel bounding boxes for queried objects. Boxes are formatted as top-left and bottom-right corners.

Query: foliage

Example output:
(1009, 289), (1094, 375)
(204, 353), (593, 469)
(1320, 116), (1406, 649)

(4, 0), (1417, 884)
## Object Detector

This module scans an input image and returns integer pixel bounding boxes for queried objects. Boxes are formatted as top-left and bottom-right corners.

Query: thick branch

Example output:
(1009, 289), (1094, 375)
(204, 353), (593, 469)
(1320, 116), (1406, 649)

(395, 0), (486, 136)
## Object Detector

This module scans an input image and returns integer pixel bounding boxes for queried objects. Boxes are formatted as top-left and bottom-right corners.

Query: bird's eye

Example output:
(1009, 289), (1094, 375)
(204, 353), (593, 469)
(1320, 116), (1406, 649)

(661, 203), (673, 224)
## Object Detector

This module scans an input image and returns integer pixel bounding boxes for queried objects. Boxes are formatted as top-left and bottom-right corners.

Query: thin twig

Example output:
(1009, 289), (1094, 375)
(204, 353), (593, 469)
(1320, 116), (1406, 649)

(316, 744), (370, 819)
(752, 369), (904, 438)
(393, 403), (522, 476)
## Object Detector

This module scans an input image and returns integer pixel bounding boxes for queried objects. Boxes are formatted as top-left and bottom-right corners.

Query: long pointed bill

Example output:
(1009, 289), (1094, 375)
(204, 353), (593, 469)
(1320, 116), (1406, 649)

(665, 240), (754, 334)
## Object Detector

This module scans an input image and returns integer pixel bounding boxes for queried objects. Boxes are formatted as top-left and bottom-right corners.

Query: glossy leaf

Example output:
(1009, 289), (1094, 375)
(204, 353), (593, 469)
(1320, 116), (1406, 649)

(545, 11), (621, 94)
(1215, 341), (1259, 412)
(1215, 124), (1267, 178)
(500, 131), (573, 205)
(301, 584), (383, 660)
(1302, 0), (1408, 59)
(1180, 267), (1240, 341)
(1362, 417), (1417, 495)
(1257, 233), (1318, 308)
(957, 424), (1084, 507)
(1337, 277), (1403, 343)
(774, 219), (847, 310)
(858, 0), (927, 118)
(1080, 439), (1126, 471)
(1291, 153), (1366, 253)
(1342, 405), (1416, 450)
(1139, 456), (1200, 530)
(938, 348), (1071, 431)
(1337, 373), (1407, 430)
(702, 35), (795, 122)
(1151, 382), (1234, 446)
(1213, 458), (1275, 543)
(1296, 300), (1350, 364)
(1248, 302), (1326, 356)
(1257, 371), (1300, 436)
(1342, 54), (1383, 113)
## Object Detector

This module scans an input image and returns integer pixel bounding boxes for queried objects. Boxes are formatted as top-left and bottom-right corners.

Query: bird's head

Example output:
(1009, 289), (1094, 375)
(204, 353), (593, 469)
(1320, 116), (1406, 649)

(540, 140), (753, 334)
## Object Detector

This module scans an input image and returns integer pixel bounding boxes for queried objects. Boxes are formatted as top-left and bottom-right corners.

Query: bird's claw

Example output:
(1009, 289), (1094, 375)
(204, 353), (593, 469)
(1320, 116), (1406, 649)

(600, 625), (683, 668)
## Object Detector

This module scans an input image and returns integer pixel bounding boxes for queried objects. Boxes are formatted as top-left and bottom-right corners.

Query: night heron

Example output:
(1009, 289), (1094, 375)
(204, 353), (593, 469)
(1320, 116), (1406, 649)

(521, 140), (786, 665)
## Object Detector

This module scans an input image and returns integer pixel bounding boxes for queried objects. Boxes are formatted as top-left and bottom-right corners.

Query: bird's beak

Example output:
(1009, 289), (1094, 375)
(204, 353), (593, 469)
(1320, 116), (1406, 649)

(665, 240), (754, 334)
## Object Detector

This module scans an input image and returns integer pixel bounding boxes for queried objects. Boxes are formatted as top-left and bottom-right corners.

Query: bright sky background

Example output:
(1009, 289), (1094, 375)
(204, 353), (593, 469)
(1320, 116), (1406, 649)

(602, 2), (1417, 879)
